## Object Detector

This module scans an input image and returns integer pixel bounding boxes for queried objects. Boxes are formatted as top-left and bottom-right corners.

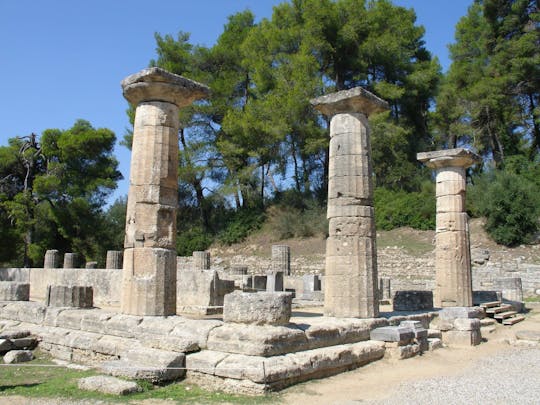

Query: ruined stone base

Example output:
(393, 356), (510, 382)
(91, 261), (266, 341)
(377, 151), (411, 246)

(0, 301), (436, 392)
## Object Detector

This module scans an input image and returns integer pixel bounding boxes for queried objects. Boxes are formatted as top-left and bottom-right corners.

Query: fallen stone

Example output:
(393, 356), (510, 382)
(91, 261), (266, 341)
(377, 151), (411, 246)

(370, 326), (414, 345)
(101, 348), (185, 383)
(0, 339), (14, 352)
(438, 307), (484, 321)
(11, 337), (37, 350)
(442, 330), (481, 347)
(0, 330), (30, 339)
(515, 330), (540, 342)
(223, 291), (292, 326)
(427, 329), (442, 339)
(207, 323), (308, 357)
(0, 282), (30, 301)
(78, 375), (141, 395)
(428, 338), (443, 350)
(4, 349), (33, 364)
(393, 291), (433, 311)
(453, 318), (480, 331)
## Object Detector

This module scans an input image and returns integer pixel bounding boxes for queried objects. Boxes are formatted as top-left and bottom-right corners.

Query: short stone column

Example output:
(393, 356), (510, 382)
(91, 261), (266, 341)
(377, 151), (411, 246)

(43, 250), (60, 269)
(379, 277), (391, 300)
(311, 87), (388, 318)
(271, 245), (290, 275)
(63, 253), (79, 269)
(417, 148), (480, 308)
(193, 251), (210, 270)
(106, 250), (123, 269)
(121, 67), (209, 316)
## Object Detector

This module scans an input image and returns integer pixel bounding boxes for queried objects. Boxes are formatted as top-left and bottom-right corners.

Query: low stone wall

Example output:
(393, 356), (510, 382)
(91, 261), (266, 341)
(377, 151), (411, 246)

(0, 268), (121, 309)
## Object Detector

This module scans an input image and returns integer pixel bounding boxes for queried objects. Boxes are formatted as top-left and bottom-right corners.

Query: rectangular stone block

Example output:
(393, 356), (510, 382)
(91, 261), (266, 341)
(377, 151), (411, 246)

(223, 291), (292, 326)
(176, 269), (234, 315)
(370, 326), (414, 345)
(0, 282), (30, 301)
(252, 275), (267, 291)
(121, 247), (177, 316)
(442, 329), (481, 347)
(124, 203), (176, 249)
(329, 153), (371, 178)
(436, 194), (464, 213)
(329, 126), (369, 156)
(327, 200), (372, 219)
(266, 271), (284, 292)
(453, 318), (481, 331)
(46, 286), (93, 308)
(439, 307), (484, 321)
(393, 290), (433, 311)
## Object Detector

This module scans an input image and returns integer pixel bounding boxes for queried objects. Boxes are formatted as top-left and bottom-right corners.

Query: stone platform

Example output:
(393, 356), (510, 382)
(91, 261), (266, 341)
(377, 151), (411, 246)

(0, 301), (437, 393)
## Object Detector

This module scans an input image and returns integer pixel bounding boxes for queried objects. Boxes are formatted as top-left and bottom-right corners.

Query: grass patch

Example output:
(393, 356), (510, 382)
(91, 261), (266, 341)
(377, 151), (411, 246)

(0, 351), (273, 404)
(524, 296), (540, 303)
(376, 232), (433, 256)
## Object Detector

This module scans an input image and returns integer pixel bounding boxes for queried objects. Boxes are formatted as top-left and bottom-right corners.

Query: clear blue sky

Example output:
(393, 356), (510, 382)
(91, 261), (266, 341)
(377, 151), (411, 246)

(0, 0), (472, 204)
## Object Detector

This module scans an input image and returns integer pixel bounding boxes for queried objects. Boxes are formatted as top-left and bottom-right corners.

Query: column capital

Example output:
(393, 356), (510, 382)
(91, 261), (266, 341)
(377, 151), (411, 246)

(310, 87), (389, 117)
(121, 67), (210, 108)
(417, 148), (481, 169)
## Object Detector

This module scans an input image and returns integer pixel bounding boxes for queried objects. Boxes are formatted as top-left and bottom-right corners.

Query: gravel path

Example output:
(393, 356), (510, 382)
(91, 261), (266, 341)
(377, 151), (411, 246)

(362, 347), (540, 405)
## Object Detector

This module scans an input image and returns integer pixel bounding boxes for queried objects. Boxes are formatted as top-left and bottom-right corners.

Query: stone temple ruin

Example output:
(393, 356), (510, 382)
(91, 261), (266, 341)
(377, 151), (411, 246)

(0, 67), (529, 395)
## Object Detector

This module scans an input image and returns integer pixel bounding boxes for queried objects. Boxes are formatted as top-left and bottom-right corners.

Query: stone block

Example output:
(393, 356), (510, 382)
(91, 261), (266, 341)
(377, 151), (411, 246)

(121, 247), (177, 316)
(436, 194), (465, 213)
(370, 326), (414, 345)
(252, 275), (267, 291)
(85, 262), (97, 269)
(442, 330), (481, 347)
(106, 250), (123, 269)
(63, 253), (80, 269)
(0, 330), (30, 339)
(0, 282), (30, 301)
(46, 285), (93, 308)
(78, 376), (141, 395)
(192, 251), (210, 270)
(438, 307), (484, 321)
(176, 269), (234, 315)
(11, 337), (37, 350)
(515, 330), (540, 342)
(472, 290), (501, 305)
(328, 174), (372, 201)
(327, 200), (373, 219)
(379, 277), (391, 300)
(4, 350), (33, 364)
(385, 343), (420, 360)
(329, 153), (371, 177)
(266, 271), (284, 292)
(223, 291), (292, 326)
(207, 323), (308, 357)
(453, 318), (481, 331)
(44, 250), (60, 268)
(436, 212), (468, 233)
(0, 339), (14, 352)
(428, 338), (443, 350)
(230, 265), (248, 275)
(328, 217), (374, 237)
(271, 245), (290, 275)
(393, 290), (433, 311)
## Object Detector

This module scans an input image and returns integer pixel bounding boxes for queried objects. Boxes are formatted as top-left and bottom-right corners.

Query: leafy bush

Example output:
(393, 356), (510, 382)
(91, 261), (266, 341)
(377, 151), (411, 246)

(374, 184), (436, 231)
(176, 226), (213, 256)
(468, 169), (539, 246)
(217, 208), (265, 245)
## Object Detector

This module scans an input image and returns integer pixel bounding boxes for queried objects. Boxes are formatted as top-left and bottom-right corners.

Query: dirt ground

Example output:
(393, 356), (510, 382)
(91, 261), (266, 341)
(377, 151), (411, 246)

(280, 305), (540, 404)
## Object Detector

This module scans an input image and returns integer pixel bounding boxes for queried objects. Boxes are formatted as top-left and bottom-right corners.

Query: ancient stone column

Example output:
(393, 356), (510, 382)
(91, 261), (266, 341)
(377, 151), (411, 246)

(63, 253), (79, 269)
(417, 148), (480, 308)
(44, 250), (60, 269)
(193, 251), (210, 270)
(271, 245), (290, 275)
(311, 87), (388, 318)
(106, 250), (123, 269)
(121, 67), (209, 316)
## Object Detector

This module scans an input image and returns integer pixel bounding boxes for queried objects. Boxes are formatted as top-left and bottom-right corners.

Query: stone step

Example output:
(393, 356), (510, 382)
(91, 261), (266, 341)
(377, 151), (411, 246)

(494, 311), (518, 320)
(479, 301), (502, 309)
(502, 315), (526, 326)
(485, 304), (514, 315)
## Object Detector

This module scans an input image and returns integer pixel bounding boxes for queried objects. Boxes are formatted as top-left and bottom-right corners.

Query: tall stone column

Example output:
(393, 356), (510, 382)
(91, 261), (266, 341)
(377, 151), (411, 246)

(121, 67), (209, 316)
(271, 245), (290, 275)
(311, 87), (388, 318)
(417, 148), (480, 308)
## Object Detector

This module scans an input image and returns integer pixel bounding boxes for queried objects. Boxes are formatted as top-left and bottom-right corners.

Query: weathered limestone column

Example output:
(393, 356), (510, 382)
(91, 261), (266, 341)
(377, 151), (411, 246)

(106, 250), (123, 269)
(193, 251), (211, 270)
(311, 87), (388, 318)
(121, 67), (209, 316)
(417, 148), (480, 308)
(44, 250), (60, 269)
(271, 245), (290, 275)
(63, 253), (79, 269)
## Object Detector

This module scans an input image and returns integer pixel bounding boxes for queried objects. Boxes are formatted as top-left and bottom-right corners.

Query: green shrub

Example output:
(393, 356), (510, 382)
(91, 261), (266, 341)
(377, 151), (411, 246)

(218, 208), (265, 245)
(468, 169), (539, 246)
(269, 203), (327, 240)
(374, 185), (435, 231)
(176, 226), (213, 256)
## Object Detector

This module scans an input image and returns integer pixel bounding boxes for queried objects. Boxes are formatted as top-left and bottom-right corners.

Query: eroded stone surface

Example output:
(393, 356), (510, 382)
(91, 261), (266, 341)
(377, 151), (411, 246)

(223, 291), (292, 326)
(78, 375), (141, 395)
(0, 282), (30, 301)
(4, 349), (33, 364)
